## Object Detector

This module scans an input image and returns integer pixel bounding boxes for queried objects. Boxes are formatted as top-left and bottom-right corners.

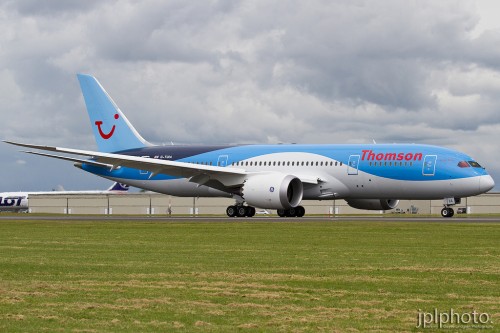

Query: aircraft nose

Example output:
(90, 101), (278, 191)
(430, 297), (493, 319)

(479, 175), (495, 193)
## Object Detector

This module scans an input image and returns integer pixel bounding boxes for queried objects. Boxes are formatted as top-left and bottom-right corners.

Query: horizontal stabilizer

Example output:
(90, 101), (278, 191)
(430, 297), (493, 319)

(22, 150), (114, 169)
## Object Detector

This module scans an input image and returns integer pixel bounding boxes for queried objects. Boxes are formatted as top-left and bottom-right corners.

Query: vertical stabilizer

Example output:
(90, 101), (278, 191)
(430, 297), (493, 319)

(77, 74), (150, 152)
(107, 182), (130, 192)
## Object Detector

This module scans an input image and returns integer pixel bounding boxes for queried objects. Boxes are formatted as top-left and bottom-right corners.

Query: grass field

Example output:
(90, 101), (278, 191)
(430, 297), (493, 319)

(0, 218), (498, 332)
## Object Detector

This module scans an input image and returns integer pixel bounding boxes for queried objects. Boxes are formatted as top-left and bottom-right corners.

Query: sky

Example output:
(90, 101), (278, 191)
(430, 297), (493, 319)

(1, 0), (500, 191)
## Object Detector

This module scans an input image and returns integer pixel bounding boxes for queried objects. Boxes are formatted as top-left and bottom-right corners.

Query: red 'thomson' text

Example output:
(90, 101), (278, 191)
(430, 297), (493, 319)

(361, 149), (423, 161)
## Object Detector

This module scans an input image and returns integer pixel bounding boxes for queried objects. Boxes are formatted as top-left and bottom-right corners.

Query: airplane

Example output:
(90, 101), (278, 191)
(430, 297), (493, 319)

(0, 182), (129, 213)
(4, 74), (495, 218)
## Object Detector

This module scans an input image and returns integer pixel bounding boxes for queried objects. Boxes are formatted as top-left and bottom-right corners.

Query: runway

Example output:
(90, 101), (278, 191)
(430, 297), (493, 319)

(1, 214), (500, 223)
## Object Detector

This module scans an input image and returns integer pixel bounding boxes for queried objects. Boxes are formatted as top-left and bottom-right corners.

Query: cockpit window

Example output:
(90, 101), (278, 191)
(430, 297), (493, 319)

(457, 161), (470, 168)
(468, 161), (482, 168)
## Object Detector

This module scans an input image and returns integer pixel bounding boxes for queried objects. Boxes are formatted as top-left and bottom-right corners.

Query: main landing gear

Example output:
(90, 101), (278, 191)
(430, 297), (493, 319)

(225, 205), (306, 217)
(226, 205), (256, 217)
(277, 206), (305, 217)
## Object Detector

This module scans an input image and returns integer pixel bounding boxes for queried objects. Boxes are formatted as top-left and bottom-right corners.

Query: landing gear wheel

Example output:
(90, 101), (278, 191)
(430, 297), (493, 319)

(246, 206), (256, 217)
(277, 209), (286, 217)
(441, 207), (454, 218)
(236, 206), (247, 217)
(286, 207), (297, 217)
(226, 205), (237, 217)
(296, 206), (305, 217)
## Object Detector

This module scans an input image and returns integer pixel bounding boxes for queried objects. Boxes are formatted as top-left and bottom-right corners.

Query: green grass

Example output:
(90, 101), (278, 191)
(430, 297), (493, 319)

(0, 219), (498, 332)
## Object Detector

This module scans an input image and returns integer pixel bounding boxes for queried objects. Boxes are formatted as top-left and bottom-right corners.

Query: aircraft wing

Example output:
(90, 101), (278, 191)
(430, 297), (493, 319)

(4, 141), (250, 187)
(5, 140), (321, 187)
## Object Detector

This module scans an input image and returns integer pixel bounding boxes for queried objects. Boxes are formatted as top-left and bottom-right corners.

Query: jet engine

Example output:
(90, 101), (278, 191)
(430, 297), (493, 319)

(346, 199), (399, 211)
(242, 173), (303, 209)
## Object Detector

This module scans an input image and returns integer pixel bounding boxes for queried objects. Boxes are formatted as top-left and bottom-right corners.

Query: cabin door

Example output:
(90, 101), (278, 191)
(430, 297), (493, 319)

(422, 155), (437, 176)
(348, 155), (360, 175)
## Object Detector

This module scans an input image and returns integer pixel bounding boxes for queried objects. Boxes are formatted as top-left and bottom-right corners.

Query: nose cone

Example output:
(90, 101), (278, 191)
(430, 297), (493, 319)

(479, 175), (495, 193)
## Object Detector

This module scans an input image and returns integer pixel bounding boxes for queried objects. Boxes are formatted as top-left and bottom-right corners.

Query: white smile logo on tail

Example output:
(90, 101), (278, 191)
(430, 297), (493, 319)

(95, 114), (119, 139)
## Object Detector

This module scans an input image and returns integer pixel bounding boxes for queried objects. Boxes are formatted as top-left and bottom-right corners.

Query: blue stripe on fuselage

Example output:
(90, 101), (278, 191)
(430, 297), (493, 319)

(81, 144), (487, 182)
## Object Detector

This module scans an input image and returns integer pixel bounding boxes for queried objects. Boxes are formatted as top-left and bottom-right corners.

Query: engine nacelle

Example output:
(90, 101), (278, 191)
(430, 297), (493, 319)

(346, 199), (399, 211)
(242, 174), (303, 209)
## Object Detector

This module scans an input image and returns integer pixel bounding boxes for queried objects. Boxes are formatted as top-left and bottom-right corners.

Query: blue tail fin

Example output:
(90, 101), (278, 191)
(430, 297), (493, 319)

(77, 74), (150, 152)
(107, 182), (130, 192)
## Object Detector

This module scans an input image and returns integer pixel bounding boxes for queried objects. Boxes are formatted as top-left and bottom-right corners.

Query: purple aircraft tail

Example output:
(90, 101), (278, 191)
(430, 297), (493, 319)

(107, 182), (130, 192)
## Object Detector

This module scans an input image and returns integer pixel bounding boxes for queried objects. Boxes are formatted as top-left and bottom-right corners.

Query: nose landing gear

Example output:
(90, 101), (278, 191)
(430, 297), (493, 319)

(441, 207), (454, 218)
(441, 197), (460, 218)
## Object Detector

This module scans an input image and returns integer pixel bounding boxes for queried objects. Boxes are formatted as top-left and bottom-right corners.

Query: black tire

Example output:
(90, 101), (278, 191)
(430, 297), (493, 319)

(237, 206), (247, 217)
(441, 208), (453, 218)
(296, 206), (305, 217)
(226, 205), (237, 217)
(441, 208), (448, 217)
(277, 209), (286, 217)
(286, 208), (297, 217)
(246, 206), (256, 217)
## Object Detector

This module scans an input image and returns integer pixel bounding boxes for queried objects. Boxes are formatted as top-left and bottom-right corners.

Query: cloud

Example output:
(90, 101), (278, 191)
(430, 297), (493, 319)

(1, 0), (500, 190)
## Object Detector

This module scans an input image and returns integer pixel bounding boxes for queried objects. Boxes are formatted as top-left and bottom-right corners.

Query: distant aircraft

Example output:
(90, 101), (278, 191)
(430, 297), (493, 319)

(4, 74), (495, 217)
(0, 182), (129, 213)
